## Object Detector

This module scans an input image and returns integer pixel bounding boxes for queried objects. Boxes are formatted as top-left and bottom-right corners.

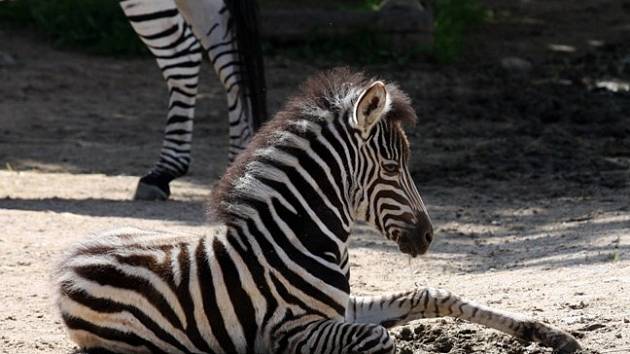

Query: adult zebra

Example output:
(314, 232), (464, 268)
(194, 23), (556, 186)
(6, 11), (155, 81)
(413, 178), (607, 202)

(55, 69), (580, 353)
(122, 0), (267, 201)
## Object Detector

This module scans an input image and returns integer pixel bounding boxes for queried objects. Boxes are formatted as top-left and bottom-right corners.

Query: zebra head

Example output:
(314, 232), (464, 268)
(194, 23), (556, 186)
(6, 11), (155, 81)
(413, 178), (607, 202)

(350, 79), (433, 257)
(211, 68), (432, 257)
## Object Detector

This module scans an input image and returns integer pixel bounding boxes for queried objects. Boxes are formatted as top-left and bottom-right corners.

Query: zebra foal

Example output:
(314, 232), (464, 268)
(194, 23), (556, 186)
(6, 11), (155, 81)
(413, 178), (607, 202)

(55, 68), (580, 353)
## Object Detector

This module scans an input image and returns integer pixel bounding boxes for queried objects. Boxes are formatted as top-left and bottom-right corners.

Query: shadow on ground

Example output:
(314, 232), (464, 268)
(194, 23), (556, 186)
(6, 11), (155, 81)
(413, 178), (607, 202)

(0, 197), (208, 225)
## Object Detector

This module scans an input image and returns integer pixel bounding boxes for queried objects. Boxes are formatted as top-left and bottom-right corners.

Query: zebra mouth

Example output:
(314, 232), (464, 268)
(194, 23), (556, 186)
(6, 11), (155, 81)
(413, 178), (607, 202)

(397, 232), (430, 257)
(394, 213), (434, 257)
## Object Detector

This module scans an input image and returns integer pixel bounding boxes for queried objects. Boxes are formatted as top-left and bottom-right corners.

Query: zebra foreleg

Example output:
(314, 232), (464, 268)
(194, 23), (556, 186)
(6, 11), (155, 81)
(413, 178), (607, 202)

(346, 288), (581, 353)
(277, 319), (395, 354)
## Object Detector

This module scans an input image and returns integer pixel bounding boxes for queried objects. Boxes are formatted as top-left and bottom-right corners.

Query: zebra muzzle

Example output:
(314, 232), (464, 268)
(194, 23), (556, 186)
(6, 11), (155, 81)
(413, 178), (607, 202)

(397, 212), (433, 257)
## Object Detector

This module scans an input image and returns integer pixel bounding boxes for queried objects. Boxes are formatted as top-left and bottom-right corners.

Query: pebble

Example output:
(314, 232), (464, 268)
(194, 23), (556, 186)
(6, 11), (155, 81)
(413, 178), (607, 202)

(567, 301), (589, 310)
(432, 336), (454, 353)
(579, 323), (606, 331)
(413, 324), (425, 335)
(398, 326), (413, 341)
(500, 57), (533, 74)
(398, 347), (413, 354)
(0, 51), (16, 67)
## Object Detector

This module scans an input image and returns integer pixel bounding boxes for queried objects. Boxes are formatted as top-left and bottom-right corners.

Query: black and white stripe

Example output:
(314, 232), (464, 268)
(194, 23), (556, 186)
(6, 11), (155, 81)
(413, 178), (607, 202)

(55, 69), (580, 354)
(121, 0), (267, 201)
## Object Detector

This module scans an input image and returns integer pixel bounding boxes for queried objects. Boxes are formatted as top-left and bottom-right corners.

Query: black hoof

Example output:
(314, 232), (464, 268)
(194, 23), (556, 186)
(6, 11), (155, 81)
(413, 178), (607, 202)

(133, 173), (171, 201)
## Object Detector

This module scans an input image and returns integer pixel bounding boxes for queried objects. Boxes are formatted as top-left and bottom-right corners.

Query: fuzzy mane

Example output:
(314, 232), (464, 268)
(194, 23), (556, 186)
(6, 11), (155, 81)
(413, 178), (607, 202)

(209, 67), (417, 222)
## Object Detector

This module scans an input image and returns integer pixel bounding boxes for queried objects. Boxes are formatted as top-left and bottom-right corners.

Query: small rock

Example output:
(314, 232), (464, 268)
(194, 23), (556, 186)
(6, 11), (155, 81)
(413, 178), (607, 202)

(431, 336), (454, 353)
(570, 331), (585, 339)
(430, 328), (443, 337)
(458, 328), (475, 335)
(624, 318), (629, 323)
(567, 301), (589, 310)
(578, 323), (606, 331)
(594, 79), (630, 93)
(398, 326), (413, 341)
(500, 57), (533, 74)
(0, 51), (16, 67)
(398, 347), (413, 354)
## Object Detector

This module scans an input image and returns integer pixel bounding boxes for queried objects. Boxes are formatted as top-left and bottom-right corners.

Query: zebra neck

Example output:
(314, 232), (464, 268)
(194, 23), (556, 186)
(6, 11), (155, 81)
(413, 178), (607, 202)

(216, 118), (358, 267)
(223, 185), (352, 267)
(221, 165), (353, 266)
(223, 203), (353, 299)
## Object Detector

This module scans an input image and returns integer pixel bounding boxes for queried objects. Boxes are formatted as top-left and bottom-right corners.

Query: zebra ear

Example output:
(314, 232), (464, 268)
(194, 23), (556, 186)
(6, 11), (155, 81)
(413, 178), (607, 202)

(353, 81), (389, 137)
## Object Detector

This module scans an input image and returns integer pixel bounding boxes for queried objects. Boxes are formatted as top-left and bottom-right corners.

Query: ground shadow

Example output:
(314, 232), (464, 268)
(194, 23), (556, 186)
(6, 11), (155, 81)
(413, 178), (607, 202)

(0, 197), (207, 225)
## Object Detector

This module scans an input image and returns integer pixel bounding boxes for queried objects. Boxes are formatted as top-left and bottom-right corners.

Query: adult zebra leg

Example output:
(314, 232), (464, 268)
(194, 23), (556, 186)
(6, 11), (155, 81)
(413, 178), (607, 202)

(175, 0), (267, 160)
(120, 0), (202, 200)
(346, 288), (581, 353)
(277, 319), (395, 354)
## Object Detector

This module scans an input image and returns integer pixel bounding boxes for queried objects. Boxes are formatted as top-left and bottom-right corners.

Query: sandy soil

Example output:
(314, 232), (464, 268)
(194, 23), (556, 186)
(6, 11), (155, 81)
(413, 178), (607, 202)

(1, 0), (629, 353)
(1, 172), (628, 354)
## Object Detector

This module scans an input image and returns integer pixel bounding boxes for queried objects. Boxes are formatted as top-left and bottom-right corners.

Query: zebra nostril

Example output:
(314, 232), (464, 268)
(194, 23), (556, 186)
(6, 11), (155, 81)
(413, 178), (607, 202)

(415, 211), (433, 249)
(424, 230), (433, 244)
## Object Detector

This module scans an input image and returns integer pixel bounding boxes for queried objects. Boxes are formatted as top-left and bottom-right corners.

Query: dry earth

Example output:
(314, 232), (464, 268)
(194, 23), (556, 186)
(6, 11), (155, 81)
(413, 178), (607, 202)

(1, 0), (630, 353)
(1, 171), (628, 354)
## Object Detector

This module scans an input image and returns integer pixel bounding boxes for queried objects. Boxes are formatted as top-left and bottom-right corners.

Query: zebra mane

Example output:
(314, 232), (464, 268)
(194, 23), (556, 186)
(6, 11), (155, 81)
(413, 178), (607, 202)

(209, 67), (417, 222)
(293, 67), (416, 125)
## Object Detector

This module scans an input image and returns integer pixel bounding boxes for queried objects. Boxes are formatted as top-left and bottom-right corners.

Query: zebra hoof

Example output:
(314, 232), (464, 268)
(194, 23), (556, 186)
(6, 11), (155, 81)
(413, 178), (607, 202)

(548, 330), (581, 353)
(133, 179), (170, 201)
(523, 321), (582, 354)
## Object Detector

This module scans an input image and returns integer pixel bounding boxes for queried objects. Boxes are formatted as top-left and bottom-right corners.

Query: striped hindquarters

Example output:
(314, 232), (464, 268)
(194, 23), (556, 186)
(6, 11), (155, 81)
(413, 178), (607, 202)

(54, 226), (264, 354)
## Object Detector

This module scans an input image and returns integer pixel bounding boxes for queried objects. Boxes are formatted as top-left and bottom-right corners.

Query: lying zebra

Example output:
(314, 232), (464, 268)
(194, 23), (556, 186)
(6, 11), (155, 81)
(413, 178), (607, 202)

(55, 68), (580, 353)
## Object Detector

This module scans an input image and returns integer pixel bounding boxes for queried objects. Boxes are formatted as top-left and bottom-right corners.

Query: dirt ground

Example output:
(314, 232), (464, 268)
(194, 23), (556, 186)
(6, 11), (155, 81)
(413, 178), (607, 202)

(1, 0), (629, 353)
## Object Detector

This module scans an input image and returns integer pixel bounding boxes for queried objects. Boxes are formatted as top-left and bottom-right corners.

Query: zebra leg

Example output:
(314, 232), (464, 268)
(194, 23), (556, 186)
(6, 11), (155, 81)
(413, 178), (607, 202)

(346, 288), (581, 353)
(175, 0), (266, 160)
(276, 318), (395, 354)
(120, 0), (202, 200)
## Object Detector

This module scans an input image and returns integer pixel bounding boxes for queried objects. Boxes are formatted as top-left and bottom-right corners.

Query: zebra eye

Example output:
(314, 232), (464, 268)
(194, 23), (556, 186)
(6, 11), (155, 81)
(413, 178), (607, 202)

(382, 162), (399, 175)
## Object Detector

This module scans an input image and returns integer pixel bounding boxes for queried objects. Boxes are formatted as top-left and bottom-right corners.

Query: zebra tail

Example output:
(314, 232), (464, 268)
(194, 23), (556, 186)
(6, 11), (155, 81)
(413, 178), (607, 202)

(226, 0), (267, 131)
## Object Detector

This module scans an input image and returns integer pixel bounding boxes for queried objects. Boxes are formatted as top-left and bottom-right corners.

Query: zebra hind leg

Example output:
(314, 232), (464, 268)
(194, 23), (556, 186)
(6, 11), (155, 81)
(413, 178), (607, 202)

(120, 0), (203, 200)
(346, 288), (581, 353)
(175, 0), (267, 161)
(277, 319), (395, 354)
